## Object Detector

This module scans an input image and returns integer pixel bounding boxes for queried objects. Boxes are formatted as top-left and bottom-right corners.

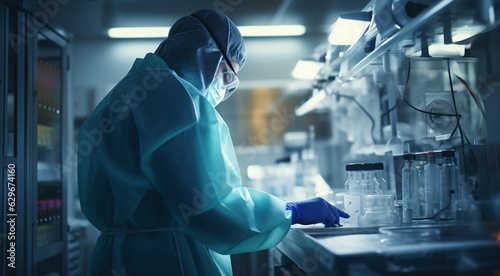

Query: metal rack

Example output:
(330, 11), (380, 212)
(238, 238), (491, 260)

(295, 0), (498, 116)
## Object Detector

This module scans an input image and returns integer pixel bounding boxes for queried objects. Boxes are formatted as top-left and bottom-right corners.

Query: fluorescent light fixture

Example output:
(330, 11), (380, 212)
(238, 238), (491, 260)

(247, 165), (265, 180)
(295, 89), (326, 116)
(428, 44), (465, 57)
(292, 60), (323, 79)
(328, 18), (368, 45)
(452, 24), (488, 42)
(108, 25), (305, 38)
(238, 25), (306, 37)
(108, 27), (171, 38)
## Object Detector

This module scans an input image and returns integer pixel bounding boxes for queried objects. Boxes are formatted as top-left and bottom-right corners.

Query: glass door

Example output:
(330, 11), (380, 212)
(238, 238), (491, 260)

(36, 32), (63, 250)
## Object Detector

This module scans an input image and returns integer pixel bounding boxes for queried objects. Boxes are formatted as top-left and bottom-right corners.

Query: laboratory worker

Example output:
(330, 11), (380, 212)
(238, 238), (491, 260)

(78, 9), (349, 276)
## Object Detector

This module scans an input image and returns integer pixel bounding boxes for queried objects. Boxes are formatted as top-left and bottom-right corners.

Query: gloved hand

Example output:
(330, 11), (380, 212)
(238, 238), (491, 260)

(286, 197), (349, 227)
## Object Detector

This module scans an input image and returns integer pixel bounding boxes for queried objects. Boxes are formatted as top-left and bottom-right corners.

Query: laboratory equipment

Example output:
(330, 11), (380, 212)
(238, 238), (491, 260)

(414, 152), (428, 218)
(358, 194), (398, 227)
(373, 162), (389, 194)
(401, 153), (418, 224)
(379, 225), (441, 245)
(277, 0), (500, 274)
(344, 163), (397, 227)
(439, 149), (459, 219)
(343, 163), (363, 226)
(423, 151), (440, 218)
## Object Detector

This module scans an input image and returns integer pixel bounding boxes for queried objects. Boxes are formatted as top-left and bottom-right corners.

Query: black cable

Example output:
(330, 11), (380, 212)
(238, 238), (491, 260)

(447, 59), (471, 145)
(413, 190), (455, 221)
(400, 59), (471, 143)
(380, 96), (401, 119)
(447, 59), (470, 191)
(402, 96), (459, 118)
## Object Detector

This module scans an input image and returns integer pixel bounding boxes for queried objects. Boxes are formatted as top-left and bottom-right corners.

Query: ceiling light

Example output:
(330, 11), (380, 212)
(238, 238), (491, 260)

(108, 25), (306, 39)
(108, 27), (171, 38)
(428, 44), (465, 57)
(328, 18), (369, 45)
(238, 25), (306, 37)
(291, 60), (323, 79)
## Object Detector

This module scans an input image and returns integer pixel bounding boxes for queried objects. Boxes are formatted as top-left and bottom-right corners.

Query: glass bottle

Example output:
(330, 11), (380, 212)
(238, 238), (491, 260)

(439, 149), (458, 219)
(402, 153), (418, 224)
(358, 194), (397, 227)
(423, 152), (440, 218)
(360, 164), (376, 195)
(345, 164), (362, 195)
(344, 164), (355, 194)
(373, 163), (388, 194)
(413, 153), (427, 218)
(344, 163), (363, 226)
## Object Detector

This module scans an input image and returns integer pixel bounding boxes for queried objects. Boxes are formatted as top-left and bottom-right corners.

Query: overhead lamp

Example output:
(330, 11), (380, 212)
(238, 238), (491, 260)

(238, 25), (306, 37)
(108, 27), (171, 38)
(291, 60), (323, 80)
(328, 17), (369, 45)
(108, 25), (306, 39)
(428, 44), (465, 57)
(452, 24), (488, 42)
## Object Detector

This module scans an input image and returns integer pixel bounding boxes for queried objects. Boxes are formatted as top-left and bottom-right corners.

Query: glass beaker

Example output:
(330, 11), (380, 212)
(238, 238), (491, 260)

(358, 194), (397, 227)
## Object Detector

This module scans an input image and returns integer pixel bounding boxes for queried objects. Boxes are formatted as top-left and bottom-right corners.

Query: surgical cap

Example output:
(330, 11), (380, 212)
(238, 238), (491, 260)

(154, 9), (247, 93)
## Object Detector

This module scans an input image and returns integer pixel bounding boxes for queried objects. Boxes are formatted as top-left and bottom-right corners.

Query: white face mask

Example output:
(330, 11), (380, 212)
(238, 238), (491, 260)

(206, 75), (227, 107)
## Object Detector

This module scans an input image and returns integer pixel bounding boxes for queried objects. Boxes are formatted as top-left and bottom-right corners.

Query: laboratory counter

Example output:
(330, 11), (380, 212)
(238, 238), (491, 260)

(272, 223), (500, 275)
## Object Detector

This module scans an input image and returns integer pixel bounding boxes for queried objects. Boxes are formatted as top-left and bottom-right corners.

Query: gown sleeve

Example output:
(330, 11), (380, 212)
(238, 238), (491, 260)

(131, 66), (292, 255)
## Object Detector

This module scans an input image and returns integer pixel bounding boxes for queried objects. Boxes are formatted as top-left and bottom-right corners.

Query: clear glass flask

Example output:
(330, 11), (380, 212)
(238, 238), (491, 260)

(358, 194), (397, 227)
(413, 153), (427, 218)
(373, 163), (388, 194)
(423, 152), (440, 218)
(439, 149), (458, 219)
(402, 153), (418, 224)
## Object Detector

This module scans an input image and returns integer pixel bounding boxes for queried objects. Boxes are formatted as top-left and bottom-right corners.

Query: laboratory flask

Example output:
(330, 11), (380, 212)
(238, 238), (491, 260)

(343, 163), (363, 226)
(423, 152), (440, 218)
(358, 194), (398, 227)
(402, 153), (418, 224)
(439, 149), (458, 220)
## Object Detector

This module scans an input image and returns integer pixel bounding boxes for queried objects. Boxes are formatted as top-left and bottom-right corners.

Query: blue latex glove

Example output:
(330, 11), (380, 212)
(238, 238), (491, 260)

(286, 197), (350, 227)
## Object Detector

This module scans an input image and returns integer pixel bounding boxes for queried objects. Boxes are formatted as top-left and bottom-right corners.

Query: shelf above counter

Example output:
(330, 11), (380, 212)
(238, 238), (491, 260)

(295, 0), (497, 116)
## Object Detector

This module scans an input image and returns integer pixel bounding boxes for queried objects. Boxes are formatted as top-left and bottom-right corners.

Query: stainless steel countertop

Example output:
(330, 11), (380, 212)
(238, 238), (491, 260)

(276, 223), (500, 275)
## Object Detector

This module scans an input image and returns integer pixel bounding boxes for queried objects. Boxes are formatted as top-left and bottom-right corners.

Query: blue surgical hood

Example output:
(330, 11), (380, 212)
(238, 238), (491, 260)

(154, 9), (247, 93)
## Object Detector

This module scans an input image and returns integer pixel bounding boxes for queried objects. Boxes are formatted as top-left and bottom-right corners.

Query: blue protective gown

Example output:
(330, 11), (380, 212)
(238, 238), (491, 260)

(77, 52), (292, 275)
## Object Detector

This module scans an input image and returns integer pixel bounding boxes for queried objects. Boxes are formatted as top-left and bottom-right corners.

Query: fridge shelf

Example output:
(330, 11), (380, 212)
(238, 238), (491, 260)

(37, 159), (62, 183)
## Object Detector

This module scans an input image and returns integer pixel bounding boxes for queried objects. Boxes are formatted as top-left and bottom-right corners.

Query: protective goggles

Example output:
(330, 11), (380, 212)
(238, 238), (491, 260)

(218, 61), (239, 98)
(190, 13), (240, 100)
